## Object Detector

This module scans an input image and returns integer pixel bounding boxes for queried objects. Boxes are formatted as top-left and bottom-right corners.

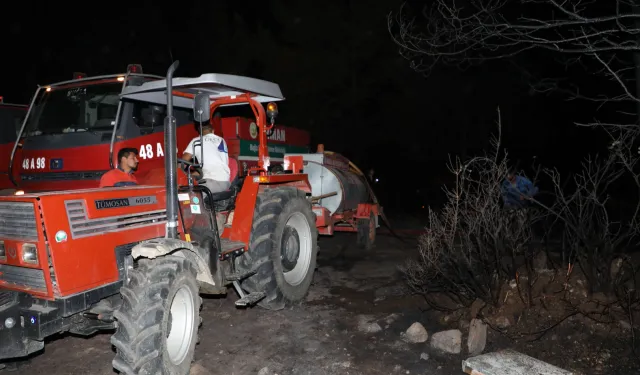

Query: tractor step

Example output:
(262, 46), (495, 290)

(219, 239), (246, 260)
(225, 269), (256, 282)
(235, 291), (266, 307)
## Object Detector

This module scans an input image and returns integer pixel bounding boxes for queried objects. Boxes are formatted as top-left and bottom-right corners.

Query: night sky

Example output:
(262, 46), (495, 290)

(2, 1), (613, 211)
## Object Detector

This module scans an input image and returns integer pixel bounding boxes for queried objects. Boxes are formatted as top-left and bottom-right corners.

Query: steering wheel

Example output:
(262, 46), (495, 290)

(191, 165), (204, 181)
(178, 159), (204, 182)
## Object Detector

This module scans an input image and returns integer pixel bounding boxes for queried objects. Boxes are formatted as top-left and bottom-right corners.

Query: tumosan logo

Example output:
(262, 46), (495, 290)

(95, 198), (130, 209)
(94, 196), (157, 210)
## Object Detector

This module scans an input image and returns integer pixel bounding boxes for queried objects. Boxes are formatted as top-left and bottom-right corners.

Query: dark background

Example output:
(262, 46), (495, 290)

(1, 1), (615, 214)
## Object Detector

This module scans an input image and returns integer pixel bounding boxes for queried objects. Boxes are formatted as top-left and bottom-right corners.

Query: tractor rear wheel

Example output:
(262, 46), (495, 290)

(238, 187), (318, 310)
(111, 256), (201, 375)
(357, 212), (376, 250)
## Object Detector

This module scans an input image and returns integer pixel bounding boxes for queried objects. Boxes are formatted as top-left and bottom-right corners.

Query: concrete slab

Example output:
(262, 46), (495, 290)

(462, 349), (573, 375)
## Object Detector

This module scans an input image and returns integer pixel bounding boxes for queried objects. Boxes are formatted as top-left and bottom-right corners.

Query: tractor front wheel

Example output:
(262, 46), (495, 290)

(111, 256), (201, 375)
(238, 187), (318, 310)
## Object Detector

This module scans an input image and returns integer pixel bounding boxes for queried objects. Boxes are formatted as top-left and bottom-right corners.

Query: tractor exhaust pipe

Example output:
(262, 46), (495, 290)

(164, 60), (180, 239)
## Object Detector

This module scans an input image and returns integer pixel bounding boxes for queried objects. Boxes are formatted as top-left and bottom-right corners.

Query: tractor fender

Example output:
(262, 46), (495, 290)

(131, 238), (216, 287)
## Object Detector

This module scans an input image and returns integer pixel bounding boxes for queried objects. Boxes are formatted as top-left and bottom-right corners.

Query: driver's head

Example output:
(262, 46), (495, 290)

(118, 148), (139, 172)
(201, 124), (213, 135)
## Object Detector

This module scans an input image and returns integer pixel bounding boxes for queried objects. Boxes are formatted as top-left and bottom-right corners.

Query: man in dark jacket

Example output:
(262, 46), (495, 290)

(501, 168), (538, 209)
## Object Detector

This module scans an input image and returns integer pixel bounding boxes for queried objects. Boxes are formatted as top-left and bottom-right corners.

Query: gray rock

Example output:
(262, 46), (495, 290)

(463, 349), (574, 375)
(257, 367), (270, 375)
(405, 322), (429, 343)
(357, 315), (382, 333)
(467, 319), (487, 355)
(430, 329), (462, 354)
(420, 352), (430, 361)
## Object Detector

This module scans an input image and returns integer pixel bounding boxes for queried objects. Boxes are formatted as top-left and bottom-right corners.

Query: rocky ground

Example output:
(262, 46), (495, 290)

(2, 229), (639, 374)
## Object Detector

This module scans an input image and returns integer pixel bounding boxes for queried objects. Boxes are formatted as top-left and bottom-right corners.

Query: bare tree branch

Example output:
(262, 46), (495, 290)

(388, 0), (640, 106)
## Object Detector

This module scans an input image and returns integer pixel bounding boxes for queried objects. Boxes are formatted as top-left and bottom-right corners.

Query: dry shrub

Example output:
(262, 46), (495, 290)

(403, 117), (546, 308)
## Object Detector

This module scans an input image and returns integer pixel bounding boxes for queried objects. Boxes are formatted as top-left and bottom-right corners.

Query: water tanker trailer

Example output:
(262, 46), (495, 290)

(285, 145), (381, 249)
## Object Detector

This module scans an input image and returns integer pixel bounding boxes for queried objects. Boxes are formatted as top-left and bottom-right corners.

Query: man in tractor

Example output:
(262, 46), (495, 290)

(181, 119), (230, 194)
(99, 147), (140, 187)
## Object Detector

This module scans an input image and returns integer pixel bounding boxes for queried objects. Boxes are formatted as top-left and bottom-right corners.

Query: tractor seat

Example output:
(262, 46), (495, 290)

(208, 183), (238, 201)
(202, 158), (242, 207)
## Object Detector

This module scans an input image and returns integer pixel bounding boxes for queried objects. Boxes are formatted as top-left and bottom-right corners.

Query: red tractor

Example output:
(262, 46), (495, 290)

(0, 98), (27, 193)
(0, 62), (380, 374)
(5, 65), (309, 195)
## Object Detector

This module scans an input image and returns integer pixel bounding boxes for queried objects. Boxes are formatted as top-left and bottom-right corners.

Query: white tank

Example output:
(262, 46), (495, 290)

(285, 152), (370, 215)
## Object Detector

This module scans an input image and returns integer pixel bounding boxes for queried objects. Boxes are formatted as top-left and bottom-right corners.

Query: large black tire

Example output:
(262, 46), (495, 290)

(237, 187), (318, 310)
(357, 212), (376, 250)
(111, 256), (201, 375)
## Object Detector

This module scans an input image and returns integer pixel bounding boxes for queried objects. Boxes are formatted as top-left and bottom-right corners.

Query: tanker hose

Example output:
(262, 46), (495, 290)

(323, 151), (409, 244)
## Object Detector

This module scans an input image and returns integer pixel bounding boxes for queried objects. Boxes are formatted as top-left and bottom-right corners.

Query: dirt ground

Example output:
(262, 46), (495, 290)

(3, 230), (639, 375)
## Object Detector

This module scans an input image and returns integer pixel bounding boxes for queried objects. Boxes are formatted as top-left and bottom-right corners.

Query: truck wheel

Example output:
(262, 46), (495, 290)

(357, 212), (376, 250)
(238, 187), (318, 310)
(111, 256), (200, 375)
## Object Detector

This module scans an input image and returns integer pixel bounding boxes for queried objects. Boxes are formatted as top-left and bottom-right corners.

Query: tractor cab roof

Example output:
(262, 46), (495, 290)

(119, 73), (285, 108)
(43, 73), (164, 89)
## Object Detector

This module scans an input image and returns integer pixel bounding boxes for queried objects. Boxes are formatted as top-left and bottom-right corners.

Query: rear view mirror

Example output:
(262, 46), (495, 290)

(193, 93), (210, 123)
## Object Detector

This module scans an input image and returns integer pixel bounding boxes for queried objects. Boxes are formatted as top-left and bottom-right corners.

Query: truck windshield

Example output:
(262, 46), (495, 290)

(25, 82), (122, 136)
(0, 105), (26, 144)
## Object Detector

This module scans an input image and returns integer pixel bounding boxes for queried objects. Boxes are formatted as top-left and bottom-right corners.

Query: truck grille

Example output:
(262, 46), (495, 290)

(0, 291), (16, 308)
(0, 202), (38, 240)
(0, 265), (47, 293)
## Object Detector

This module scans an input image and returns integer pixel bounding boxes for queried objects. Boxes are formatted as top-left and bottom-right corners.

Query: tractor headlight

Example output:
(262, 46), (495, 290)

(0, 241), (5, 260)
(22, 243), (38, 265)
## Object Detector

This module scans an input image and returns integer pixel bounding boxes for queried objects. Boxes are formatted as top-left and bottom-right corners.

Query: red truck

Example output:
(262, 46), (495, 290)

(7, 65), (310, 194)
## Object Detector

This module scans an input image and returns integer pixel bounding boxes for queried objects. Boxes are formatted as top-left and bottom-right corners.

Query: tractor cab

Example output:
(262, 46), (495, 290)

(120, 72), (285, 218)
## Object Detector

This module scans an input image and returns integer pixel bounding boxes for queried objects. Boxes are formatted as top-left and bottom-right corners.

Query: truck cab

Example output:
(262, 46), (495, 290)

(10, 66), (311, 194)
(13, 66), (173, 193)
